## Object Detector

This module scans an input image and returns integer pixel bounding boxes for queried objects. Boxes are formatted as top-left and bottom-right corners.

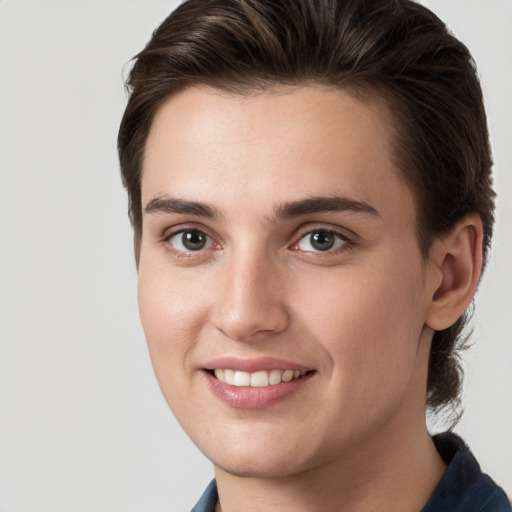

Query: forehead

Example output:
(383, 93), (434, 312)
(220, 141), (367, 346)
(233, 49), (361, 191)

(141, 85), (414, 223)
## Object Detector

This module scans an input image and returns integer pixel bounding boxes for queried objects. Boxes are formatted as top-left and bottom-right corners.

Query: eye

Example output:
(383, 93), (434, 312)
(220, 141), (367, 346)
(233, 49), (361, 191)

(296, 229), (349, 252)
(167, 229), (212, 252)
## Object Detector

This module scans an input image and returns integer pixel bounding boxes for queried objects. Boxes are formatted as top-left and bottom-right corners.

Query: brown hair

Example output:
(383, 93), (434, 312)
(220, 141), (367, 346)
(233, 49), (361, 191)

(118, 0), (495, 415)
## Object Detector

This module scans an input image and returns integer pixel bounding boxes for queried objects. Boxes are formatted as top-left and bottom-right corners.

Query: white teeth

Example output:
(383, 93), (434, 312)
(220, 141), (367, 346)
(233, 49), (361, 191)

(224, 369), (235, 385)
(268, 369), (282, 385)
(233, 371), (250, 386)
(250, 371), (269, 387)
(282, 370), (294, 382)
(213, 368), (306, 387)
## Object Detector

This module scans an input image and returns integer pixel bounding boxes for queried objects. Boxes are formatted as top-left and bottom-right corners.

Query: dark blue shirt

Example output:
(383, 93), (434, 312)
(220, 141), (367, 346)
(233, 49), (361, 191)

(422, 433), (510, 511)
(191, 432), (510, 511)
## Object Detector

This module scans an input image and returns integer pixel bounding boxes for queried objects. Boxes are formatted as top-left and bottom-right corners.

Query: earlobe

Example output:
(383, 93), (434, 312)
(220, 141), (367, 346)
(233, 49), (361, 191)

(425, 214), (484, 331)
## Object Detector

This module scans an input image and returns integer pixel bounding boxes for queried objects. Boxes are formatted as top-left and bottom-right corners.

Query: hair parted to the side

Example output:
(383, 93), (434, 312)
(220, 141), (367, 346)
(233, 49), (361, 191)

(118, 0), (495, 417)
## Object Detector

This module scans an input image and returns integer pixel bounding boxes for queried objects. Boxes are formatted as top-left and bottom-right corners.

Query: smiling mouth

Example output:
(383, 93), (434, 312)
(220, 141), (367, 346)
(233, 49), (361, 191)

(210, 369), (310, 387)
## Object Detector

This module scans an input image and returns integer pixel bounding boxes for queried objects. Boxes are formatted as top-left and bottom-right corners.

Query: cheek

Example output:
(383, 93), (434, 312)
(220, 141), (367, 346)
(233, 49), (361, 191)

(294, 258), (426, 396)
(137, 262), (206, 386)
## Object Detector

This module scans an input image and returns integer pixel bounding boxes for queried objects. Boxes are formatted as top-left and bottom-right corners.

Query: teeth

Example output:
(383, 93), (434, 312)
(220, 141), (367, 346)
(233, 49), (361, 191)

(282, 370), (293, 382)
(233, 371), (250, 386)
(224, 369), (235, 385)
(250, 371), (269, 387)
(268, 369), (282, 385)
(213, 369), (306, 387)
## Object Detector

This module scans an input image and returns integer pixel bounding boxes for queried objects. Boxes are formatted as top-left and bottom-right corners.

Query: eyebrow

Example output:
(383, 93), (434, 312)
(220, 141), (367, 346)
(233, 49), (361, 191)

(273, 196), (380, 219)
(144, 195), (221, 219)
(143, 194), (380, 221)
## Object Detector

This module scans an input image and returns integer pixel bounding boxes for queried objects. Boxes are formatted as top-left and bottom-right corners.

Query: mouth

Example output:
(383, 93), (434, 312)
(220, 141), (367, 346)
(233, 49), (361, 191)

(208, 368), (309, 387)
(202, 358), (316, 409)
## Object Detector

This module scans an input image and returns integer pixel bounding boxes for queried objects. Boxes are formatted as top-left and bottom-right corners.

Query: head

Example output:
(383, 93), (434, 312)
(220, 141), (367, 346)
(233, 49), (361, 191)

(118, 0), (494, 421)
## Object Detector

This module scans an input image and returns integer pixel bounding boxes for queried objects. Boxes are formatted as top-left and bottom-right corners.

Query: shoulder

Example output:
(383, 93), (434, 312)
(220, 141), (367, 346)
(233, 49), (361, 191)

(422, 432), (511, 512)
(477, 488), (512, 512)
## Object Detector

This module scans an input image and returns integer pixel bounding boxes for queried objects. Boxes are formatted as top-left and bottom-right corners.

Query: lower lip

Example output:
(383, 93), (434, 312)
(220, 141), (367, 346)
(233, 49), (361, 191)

(203, 371), (315, 409)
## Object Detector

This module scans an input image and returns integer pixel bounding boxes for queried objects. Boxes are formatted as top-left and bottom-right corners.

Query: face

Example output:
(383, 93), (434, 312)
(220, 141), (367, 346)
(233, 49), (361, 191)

(138, 86), (436, 478)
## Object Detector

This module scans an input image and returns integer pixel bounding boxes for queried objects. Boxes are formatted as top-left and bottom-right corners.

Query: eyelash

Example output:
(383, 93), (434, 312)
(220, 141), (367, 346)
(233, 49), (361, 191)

(160, 225), (355, 257)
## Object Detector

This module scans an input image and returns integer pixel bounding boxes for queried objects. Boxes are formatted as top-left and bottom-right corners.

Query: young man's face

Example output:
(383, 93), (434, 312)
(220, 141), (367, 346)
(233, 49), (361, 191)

(138, 86), (437, 477)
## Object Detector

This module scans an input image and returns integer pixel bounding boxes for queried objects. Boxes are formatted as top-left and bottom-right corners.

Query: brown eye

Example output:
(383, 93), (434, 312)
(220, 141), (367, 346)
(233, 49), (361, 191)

(168, 230), (212, 252)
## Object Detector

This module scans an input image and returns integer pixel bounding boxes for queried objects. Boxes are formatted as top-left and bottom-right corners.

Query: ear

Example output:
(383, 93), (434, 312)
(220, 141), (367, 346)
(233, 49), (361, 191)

(425, 214), (484, 331)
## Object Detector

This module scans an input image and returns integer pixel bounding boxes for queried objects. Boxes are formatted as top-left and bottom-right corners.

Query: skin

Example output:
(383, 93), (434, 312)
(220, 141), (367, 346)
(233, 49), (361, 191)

(137, 86), (482, 511)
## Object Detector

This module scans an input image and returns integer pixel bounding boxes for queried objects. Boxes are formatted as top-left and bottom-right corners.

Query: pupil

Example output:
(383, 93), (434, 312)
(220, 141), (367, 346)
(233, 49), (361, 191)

(182, 231), (206, 250)
(311, 231), (334, 251)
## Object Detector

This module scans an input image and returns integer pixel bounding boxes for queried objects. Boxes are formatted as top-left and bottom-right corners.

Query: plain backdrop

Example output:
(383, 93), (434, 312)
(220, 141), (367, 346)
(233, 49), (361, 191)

(0, 1), (511, 510)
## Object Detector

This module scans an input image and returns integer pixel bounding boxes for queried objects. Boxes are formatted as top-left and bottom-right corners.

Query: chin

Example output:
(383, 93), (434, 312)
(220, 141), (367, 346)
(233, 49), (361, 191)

(194, 426), (314, 478)
(211, 452), (307, 479)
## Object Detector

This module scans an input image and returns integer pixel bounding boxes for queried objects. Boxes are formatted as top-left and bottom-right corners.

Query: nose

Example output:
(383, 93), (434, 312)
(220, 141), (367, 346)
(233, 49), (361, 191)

(212, 249), (289, 342)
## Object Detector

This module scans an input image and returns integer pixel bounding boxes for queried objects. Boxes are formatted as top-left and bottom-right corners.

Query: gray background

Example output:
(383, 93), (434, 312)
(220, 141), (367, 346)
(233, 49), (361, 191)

(0, 1), (510, 510)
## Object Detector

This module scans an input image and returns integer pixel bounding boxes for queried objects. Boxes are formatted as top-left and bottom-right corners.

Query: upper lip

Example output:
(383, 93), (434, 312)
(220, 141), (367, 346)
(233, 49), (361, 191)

(204, 356), (312, 373)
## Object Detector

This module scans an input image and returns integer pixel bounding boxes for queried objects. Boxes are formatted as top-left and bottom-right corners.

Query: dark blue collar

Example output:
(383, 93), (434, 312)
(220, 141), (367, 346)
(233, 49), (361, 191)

(422, 432), (510, 511)
(191, 479), (218, 512)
